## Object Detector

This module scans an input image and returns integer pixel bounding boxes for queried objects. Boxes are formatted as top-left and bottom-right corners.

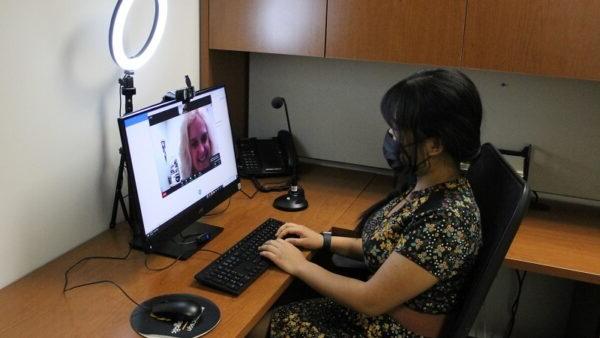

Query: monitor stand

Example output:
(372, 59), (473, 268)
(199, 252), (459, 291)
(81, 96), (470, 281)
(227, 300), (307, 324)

(132, 221), (223, 260)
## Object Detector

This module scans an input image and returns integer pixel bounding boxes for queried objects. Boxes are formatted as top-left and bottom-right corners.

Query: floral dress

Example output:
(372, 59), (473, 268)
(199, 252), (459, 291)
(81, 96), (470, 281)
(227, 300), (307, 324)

(270, 177), (482, 337)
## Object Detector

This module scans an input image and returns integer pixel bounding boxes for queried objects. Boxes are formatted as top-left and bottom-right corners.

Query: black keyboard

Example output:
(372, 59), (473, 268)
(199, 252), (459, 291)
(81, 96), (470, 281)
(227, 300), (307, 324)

(194, 218), (285, 295)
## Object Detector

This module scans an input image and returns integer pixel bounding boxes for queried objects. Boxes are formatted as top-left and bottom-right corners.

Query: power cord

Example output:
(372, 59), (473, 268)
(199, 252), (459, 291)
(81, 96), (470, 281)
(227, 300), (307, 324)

(144, 253), (183, 272)
(65, 280), (143, 307)
(63, 245), (133, 292)
(504, 270), (527, 338)
(240, 187), (258, 199)
(63, 240), (222, 307)
(62, 245), (143, 307)
(172, 234), (223, 257)
(204, 197), (231, 216)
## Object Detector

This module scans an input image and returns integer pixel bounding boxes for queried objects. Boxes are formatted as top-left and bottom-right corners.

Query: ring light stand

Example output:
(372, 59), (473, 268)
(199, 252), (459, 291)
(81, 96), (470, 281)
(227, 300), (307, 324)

(108, 0), (167, 228)
(106, 2), (222, 335)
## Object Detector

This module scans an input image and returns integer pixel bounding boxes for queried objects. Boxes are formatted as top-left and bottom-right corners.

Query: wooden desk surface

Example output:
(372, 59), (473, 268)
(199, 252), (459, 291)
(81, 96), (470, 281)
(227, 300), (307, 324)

(0, 165), (377, 338)
(344, 177), (600, 285)
(2, 166), (600, 337)
(346, 178), (600, 285)
(505, 201), (600, 284)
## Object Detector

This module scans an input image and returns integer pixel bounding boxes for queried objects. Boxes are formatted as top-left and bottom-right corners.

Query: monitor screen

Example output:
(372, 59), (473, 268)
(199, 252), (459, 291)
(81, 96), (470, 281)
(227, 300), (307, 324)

(118, 86), (239, 245)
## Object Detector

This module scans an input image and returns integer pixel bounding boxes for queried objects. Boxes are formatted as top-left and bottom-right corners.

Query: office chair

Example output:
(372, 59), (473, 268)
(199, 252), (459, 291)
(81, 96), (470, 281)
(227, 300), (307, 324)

(328, 143), (531, 337)
(439, 142), (531, 338)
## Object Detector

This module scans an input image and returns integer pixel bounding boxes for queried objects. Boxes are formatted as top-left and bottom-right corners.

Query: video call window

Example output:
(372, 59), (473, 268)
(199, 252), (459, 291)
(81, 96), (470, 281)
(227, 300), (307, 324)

(148, 96), (222, 198)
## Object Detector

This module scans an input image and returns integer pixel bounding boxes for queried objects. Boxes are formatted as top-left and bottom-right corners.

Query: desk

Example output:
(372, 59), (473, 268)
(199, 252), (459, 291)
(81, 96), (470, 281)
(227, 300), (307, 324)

(0, 165), (376, 338)
(346, 177), (600, 285)
(1, 165), (599, 337)
(505, 201), (600, 285)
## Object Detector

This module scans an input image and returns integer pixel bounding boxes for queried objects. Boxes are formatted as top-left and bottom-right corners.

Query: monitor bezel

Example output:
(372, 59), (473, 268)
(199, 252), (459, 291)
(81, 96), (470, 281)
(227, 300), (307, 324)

(117, 85), (240, 250)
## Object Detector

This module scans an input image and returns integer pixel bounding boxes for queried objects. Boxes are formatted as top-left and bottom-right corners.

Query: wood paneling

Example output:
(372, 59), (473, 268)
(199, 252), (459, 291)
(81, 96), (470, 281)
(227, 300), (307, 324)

(326, 0), (467, 66)
(209, 0), (327, 57)
(201, 0), (249, 138)
(463, 0), (600, 80)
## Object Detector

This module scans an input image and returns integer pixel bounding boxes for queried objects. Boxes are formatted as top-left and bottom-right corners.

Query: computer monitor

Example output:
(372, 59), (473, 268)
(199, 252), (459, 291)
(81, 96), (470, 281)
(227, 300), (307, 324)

(118, 85), (240, 259)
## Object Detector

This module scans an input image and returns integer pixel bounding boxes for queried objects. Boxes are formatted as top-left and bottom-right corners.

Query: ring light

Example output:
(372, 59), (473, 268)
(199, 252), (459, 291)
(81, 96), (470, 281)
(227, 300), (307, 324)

(109, 0), (168, 71)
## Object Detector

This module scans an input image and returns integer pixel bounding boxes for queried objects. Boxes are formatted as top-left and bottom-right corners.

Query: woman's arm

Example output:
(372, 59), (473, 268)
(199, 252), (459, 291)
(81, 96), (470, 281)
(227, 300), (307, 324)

(330, 236), (363, 259)
(259, 239), (437, 316)
(276, 223), (363, 259)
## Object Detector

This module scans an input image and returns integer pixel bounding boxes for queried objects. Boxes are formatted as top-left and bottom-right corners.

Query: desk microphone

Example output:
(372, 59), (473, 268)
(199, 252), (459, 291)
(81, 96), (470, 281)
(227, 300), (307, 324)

(271, 97), (308, 211)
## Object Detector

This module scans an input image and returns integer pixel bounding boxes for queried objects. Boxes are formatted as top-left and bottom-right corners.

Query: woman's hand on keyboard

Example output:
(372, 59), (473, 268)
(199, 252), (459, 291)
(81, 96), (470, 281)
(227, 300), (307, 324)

(275, 223), (324, 250)
(259, 239), (307, 275)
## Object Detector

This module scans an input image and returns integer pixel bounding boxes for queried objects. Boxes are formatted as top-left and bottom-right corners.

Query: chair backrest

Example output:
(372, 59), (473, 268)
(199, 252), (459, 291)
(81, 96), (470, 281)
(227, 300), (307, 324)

(440, 143), (531, 338)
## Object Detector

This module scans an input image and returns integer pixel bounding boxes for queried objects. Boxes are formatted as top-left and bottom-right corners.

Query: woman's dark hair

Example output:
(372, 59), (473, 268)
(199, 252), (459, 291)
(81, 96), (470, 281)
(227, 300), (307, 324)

(358, 69), (482, 229)
(381, 68), (482, 163)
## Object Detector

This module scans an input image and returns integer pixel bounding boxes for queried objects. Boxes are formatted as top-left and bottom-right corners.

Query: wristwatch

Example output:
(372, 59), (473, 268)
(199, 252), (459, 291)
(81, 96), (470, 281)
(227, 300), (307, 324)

(321, 231), (332, 252)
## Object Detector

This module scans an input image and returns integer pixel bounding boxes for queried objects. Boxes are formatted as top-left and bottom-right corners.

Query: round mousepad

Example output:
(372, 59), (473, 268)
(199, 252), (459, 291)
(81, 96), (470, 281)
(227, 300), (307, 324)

(130, 293), (220, 338)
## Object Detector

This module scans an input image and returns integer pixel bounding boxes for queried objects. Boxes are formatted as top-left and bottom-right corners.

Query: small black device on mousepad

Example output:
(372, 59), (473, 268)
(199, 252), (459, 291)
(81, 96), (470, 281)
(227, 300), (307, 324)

(131, 294), (220, 338)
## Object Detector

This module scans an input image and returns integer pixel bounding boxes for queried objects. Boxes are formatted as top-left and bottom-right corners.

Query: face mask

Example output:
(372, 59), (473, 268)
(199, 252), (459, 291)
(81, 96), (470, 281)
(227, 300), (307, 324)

(383, 130), (430, 175)
(383, 130), (405, 172)
(383, 130), (417, 190)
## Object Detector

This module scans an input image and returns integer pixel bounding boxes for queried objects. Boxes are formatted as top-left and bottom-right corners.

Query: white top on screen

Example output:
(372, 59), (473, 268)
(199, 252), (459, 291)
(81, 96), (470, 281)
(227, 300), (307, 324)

(123, 87), (237, 236)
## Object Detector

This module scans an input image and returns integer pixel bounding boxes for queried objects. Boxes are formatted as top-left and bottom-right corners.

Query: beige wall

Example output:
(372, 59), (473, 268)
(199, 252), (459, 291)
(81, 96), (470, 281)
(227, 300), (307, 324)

(0, 0), (199, 288)
(249, 53), (600, 201)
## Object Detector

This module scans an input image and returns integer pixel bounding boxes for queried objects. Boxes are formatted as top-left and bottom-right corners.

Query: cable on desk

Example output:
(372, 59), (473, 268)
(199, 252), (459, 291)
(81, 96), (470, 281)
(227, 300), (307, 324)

(62, 242), (221, 309)
(62, 245), (145, 308)
(204, 197), (231, 216)
(240, 187), (258, 199)
(198, 249), (222, 256)
(63, 245), (133, 292)
(171, 234), (223, 256)
(504, 270), (527, 338)
(64, 280), (143, 308)
(144, 253), (183, 272)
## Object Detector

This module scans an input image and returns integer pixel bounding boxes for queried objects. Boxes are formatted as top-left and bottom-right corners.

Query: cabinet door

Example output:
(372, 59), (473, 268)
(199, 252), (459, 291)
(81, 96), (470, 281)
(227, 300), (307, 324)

(326, 0), (467, 66)
(209, 0), (326, 57)
(463, 0), (600, 80)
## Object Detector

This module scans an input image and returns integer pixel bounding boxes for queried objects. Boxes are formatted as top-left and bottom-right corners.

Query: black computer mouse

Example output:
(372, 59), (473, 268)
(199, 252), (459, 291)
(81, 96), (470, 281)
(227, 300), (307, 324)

(150, 299), (203, 322)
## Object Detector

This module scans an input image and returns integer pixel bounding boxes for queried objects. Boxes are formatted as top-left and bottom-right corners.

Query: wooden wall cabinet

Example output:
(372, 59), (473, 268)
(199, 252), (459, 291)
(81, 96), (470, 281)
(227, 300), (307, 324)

(201, 0), (600, 137)
(326, 0), (467, 66)
(209, 0), (327, 57)
(463, 0), (600, 81)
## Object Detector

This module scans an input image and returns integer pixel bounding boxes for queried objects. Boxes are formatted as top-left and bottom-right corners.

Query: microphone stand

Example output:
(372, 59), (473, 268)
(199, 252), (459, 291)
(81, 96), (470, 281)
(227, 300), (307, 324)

(272, 97), (308, 211)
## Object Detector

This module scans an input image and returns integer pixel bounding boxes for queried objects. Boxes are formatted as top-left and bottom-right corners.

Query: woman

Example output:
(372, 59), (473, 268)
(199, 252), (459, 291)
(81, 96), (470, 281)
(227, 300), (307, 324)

(252, 69), (483, 338)
(180, 109), (213, 178)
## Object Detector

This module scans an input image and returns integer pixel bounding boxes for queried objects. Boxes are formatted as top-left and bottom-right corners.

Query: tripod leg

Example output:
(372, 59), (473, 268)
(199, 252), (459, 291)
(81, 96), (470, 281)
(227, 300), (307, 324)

(118, 192), (130, 225)
(109, 151), (127, 228)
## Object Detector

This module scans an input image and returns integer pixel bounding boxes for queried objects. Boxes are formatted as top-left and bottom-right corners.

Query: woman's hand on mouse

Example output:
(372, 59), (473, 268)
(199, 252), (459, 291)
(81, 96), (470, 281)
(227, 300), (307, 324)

(259, 238), (308, 275)
(275, 223), (324, 250)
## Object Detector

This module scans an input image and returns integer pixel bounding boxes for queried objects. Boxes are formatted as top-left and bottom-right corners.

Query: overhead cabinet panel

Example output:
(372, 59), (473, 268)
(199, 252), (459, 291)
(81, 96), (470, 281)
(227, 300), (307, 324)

(326, 0), (467, 66)
(463, 0), (600, 80)
(209, 0), (327, 57)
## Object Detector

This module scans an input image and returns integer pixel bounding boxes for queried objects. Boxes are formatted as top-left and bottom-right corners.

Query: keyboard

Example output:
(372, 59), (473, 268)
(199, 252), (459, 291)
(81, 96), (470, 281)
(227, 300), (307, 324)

(194, 218), (285, 295)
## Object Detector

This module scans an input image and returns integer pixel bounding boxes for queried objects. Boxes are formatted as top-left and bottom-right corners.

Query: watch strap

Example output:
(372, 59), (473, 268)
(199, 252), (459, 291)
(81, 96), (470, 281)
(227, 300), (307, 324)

(321, 231), (332, 252)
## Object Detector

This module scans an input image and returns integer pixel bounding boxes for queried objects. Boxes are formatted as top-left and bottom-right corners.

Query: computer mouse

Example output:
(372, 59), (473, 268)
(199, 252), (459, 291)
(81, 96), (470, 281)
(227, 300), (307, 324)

(150, 299), (203, 322)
